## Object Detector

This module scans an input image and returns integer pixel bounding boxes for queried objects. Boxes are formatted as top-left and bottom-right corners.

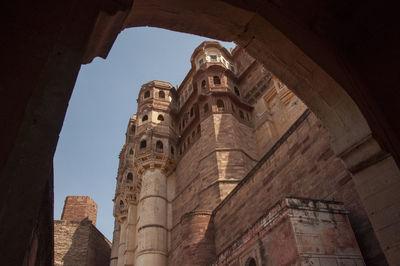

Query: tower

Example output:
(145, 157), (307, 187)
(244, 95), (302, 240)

(110, 42), (368, 266)
(61, 196), (98, 225)
(111, 81), (176, 266)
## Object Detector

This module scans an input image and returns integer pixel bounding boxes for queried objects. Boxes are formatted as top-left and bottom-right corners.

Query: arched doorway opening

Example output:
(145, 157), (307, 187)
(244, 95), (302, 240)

(2, 1), (400, 265)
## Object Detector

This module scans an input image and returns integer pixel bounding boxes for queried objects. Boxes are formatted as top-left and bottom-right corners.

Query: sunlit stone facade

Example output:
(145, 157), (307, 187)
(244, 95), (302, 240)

(110, 42), (366, 266)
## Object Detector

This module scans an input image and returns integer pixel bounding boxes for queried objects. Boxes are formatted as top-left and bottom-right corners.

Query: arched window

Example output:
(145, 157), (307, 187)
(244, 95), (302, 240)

(246, 113), (250, 120)
(234, 86), (240, 96)
(140, 140), (146, 149)
(129, 148), (133, 155)
(187, 136), (190, 145)
(201, 80), (206, 90)
(190, 107), (194, 117)
(130, 126), (135, 133)
(246, 258), (257, 266)
(159, 90), (165, 98)
(127, 173), (133, 182)
(231, 104), (235, 113)
(119, 200), (124, 208)
(217, 99), (224, 111)
(156, 141), (163, 152)
(142, 115), (148, 122)
(170, 146), (174, 155)
(157, 114), (164, 121)
(213, 76), (221, 85)
(144, 91), (150, 98)
(204, 103), (209, 113)
(239, 110), (245, 119)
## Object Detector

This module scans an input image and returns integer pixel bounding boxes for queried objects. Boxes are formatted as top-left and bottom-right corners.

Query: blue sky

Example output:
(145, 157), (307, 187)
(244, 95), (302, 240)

(54, 27), (235, 240)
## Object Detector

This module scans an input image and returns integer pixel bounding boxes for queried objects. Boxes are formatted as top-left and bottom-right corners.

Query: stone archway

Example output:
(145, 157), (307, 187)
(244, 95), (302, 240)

(86, 2), (398, 263)
(2, 0), (400, 265)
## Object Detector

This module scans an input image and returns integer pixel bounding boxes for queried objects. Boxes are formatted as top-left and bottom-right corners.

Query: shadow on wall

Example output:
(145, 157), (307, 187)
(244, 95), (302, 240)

(62, 219), (92, 266)
(61, 218), (111, 266)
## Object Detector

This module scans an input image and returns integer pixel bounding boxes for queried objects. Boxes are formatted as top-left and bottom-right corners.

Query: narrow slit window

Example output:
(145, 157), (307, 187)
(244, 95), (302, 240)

(213, 76), (221, 85)
(234, 87), (240, 96)
(201, 80), (206, 90)
(140, 140), (147, 149)
(217, 99), (224, 111)
(156, 141), (163, 152)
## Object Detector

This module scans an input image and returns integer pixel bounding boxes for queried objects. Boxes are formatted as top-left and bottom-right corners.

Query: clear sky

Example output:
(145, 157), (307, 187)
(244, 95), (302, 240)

(54, 27), (235, 240)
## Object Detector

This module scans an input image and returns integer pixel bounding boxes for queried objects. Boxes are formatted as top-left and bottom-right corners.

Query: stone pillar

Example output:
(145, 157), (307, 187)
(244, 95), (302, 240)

(136, 169), (168, 266)
(117, 219), (128, 266)
(110, 220), (120, 266)
(125, 204), (137, 265)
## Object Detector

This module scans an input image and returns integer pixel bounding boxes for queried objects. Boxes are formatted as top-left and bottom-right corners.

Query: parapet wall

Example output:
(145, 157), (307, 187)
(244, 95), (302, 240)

(212, 197), (364, 265)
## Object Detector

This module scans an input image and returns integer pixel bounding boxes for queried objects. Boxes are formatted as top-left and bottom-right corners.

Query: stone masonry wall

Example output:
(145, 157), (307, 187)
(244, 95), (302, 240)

(87, 225), (112, 266)
(61, 196), (98, 226)
(54, 220), (111, 266)
(169, 111), (257, 265)
(212, 198), (364, 266)
(54, 220), (91, 266)
(212, 111), (384, 265)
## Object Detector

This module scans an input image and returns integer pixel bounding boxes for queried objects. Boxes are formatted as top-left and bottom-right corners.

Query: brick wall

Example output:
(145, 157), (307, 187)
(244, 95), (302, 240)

(54, 220), (91, 266)
(54, 220), (111, 266)
(61, 196), (98, 226)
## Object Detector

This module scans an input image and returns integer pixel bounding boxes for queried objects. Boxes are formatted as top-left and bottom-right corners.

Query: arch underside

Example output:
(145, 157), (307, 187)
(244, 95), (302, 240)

(2, 0), (400, 265)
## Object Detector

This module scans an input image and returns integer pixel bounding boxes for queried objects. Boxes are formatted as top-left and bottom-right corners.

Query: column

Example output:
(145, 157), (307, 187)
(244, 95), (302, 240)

(136, 169), (168, 266)
(110, 220), (120, 266)
(117, 219), (128, 266)
(125, 204), (137, 265)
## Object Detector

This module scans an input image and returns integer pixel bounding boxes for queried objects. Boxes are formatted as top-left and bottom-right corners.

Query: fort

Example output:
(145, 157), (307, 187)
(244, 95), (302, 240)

(2, 1), (400, 265)
(110, 42), (372, 265)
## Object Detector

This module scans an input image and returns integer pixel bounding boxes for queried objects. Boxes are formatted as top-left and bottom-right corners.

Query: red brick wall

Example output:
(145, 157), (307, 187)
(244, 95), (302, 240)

(61, 196), (98, 226)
